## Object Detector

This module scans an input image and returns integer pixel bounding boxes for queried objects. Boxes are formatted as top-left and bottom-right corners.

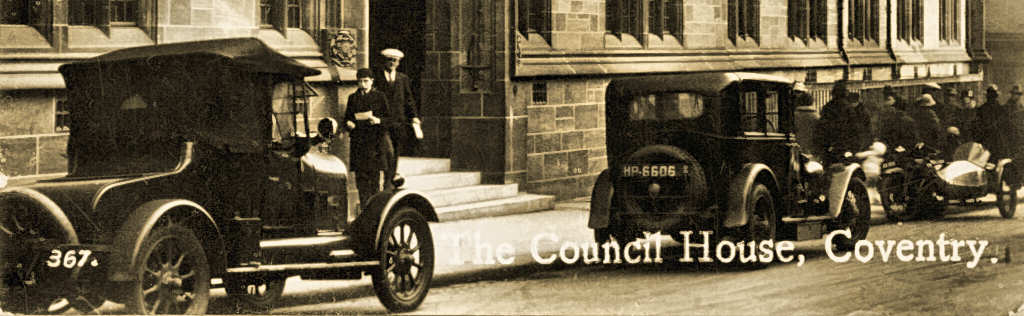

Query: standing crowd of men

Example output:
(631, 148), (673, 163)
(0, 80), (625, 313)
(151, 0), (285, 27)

(795, 81), (1024, 163)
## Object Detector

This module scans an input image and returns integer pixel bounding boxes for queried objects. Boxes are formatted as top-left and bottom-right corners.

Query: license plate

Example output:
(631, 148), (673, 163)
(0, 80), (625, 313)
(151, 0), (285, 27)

(44, 246), (105, 271)
(622, 164), (688, 177)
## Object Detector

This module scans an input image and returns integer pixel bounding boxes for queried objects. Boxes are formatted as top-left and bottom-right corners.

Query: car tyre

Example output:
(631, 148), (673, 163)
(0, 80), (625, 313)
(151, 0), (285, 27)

(371, 206), (434, 312)
(124, 222), (210, 315)
(741, 184), (776, 269)
(223, 275), (286, 312)
(0, 201), (77, 314)
(832, 178), (872, 251)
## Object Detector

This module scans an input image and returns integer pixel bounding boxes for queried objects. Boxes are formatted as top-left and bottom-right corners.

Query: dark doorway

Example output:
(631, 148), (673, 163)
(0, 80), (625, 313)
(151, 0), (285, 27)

(369, 0), (426, 108)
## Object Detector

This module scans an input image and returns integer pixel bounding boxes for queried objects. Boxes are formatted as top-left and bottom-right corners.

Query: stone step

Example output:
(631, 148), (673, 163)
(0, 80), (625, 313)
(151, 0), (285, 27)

(403, 172), (482, 191)
(424, 184), (519, 208)
(397, 157), (450, 176)
(435, 193), (556, 222)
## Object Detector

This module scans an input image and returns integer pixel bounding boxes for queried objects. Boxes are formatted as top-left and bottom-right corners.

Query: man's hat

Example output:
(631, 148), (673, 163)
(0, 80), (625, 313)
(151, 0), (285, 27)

(1012, 84), (1024, 95)
(916, 94), (936, 107)
(987, 84), (999, 93)
(381, 48), (404, 59)
(356, 68), (372, 79)
(793, 82), (808, 92)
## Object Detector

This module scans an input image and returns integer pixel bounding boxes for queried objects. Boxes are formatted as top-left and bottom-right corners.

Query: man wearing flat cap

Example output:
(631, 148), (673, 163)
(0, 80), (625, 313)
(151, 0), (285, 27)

(976, 85), (1010, 157)
(374, 48), (421, 189)
(344, 68), (392, 205)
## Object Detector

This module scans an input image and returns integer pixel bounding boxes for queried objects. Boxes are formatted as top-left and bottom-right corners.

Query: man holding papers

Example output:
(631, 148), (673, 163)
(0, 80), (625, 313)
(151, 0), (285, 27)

(345, 68), (393, 205)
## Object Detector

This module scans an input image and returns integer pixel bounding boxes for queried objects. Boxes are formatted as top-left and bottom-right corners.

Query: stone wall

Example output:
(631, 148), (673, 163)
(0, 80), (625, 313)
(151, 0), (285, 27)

(0, 90), (66, 178)
(522, 78), (607, 200)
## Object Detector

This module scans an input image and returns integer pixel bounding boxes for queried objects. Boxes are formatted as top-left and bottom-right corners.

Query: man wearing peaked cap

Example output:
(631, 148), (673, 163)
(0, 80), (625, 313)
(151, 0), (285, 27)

(344, 68), (393, 205)
(906, 93), (942, 149)
(977, 84), (1010, 158)
(373, 48), (420, 190)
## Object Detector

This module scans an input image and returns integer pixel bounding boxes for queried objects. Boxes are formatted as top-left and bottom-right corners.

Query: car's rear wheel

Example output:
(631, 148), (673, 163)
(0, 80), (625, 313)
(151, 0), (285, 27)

(879, 174), (910, 222)
(124, 223), (210, 315)
(832, 178), (872, 251)
(0, 199), (77, 314)
(997, 175), (1018, 219)
(371, 207), (434, 312)
(224, 275), (286, 312)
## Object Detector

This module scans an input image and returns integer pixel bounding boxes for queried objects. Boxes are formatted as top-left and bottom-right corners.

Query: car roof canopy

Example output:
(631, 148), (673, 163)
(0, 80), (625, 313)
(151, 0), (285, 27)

(606, 72), (794, 98)
(58, 37), (320, 77)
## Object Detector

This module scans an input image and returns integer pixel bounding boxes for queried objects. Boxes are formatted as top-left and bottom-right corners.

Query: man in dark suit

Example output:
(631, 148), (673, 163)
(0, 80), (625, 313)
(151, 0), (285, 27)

(344, 68), (392, 205)
(373, 48), (421, 188)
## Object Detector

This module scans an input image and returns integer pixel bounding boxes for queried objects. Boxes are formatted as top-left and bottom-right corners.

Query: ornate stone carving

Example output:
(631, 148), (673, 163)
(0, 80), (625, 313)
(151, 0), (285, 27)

(328, 30), (358, 68)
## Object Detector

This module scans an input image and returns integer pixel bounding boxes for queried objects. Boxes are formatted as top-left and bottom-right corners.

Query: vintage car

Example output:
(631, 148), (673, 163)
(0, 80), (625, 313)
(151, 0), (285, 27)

(0, 38), (436, 314)
(589, 73), (872, 258)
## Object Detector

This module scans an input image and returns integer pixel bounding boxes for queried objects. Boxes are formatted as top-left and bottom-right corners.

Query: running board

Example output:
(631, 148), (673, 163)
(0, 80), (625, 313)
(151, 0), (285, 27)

(781, 215), (833, 223)
(225, 261), (379, 274)
(260, 235), (354, 261)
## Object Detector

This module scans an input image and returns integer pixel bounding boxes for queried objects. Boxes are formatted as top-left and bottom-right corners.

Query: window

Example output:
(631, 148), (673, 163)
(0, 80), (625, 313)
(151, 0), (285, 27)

(628, 93), (706, 121)
(70, 0), (139, 26)
(110, 0), (137, 24)
(848, 0), (878, 43)
(286, 0), (300, 28)
(259, 0), (305, 30)
(939, 0), (959, 42)
(647, 0), (683, 38)
(896, 0), (922, 42)
(788, 0), (827, 41)
(517, 0), (550, 35)
(740, 91), (760, 132)
(69, 1), (96, 25)
(55, 98), (70, 133)
(607, 0), (641, 39)
(729, 0), (759, 43)
(532, 82), (547, 105)
(259, 0), (272, 27)
(1, 0), (29, 24)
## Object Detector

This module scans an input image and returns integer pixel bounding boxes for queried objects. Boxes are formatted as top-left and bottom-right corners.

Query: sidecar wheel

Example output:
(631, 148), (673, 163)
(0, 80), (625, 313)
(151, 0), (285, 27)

(371, 206), (434, 312)
(997, 177), (1018, 219)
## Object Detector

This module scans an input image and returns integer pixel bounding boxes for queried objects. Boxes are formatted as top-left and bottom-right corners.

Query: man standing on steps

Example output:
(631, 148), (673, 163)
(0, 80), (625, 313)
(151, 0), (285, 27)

(374, 48), (421, 189)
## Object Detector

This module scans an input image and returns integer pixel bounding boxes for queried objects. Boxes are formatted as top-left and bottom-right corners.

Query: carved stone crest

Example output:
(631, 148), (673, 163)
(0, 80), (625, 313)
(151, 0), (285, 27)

(328, 30), (357, 68)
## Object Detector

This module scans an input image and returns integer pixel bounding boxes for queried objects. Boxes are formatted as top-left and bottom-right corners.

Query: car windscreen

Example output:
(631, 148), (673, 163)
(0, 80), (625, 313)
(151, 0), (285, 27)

(628, 92), (707, 121)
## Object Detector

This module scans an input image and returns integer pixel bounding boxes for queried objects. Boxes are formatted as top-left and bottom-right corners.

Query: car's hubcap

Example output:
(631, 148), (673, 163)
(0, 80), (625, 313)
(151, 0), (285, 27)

(142, 239), (197, 314)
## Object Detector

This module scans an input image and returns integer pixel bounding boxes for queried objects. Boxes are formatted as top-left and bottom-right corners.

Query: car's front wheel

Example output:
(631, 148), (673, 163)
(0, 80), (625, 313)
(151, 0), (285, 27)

(742, 184), (776, 268)
(371, 206), (434, 312)
(124, 222), (210, 314)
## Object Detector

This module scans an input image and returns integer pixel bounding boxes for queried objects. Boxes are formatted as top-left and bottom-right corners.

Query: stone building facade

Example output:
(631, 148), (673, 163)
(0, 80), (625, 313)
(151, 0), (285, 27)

(985, 0), (1024, 93)
(0, 0), (989, 200)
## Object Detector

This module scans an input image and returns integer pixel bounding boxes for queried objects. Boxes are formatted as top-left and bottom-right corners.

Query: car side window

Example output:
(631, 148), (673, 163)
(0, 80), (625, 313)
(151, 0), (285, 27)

(765, 90), (780, 133)
(740, 91), (760, 132)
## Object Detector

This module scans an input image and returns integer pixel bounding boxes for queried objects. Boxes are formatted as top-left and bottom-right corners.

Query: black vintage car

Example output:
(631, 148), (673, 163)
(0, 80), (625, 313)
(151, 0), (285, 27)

(0, 38), (436, 314)
(589, 73), (872, 258)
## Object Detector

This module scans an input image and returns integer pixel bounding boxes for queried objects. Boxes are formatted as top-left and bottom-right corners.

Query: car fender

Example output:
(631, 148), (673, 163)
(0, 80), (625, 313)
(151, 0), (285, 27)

(350, 189), (438, 256)
(108, 199), (223, 282)
(724, 163), (778, 228)
(0, 187), (78, 244)
(587, 169), (613, 229)
(827, 163), (864, 219)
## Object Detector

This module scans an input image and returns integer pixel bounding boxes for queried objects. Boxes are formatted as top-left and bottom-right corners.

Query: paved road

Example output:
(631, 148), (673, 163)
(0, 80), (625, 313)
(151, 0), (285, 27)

(90, 201), (1024, 315)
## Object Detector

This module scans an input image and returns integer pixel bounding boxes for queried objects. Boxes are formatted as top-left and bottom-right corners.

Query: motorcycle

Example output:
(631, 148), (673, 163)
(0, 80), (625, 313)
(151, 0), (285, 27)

(879, 142), (1019, 221)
